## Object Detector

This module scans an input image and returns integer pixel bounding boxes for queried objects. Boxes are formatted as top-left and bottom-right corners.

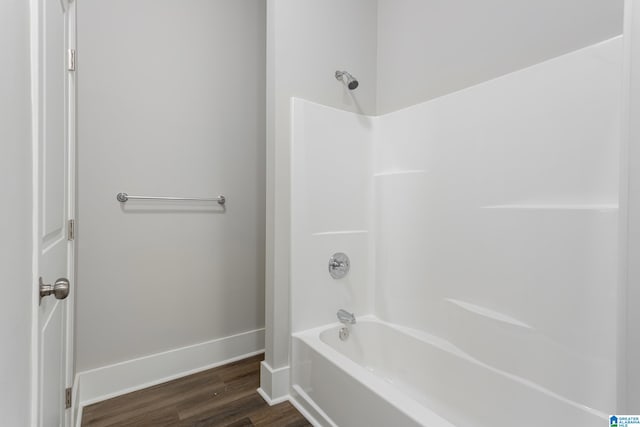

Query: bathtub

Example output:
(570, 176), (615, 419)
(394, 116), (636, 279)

(290, 317), (606, 427)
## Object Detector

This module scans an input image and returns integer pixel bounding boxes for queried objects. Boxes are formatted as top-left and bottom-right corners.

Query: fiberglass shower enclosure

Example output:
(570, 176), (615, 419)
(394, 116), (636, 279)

(284, 16), (636, 427)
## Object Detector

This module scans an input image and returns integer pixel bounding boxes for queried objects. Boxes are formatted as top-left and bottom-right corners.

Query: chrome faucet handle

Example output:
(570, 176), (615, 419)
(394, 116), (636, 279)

(328, 253), (350, 279)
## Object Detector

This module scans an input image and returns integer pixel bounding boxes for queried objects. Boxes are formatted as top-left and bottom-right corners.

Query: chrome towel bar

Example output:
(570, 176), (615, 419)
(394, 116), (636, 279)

(116, 192), (226, 205)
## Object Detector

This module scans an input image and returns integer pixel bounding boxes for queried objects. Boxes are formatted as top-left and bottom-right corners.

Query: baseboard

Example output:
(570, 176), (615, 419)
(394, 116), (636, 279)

(256, 387), (289, 406)
(289, 384), (334, 427)
(75, 328), (265, 409)
(257, 361), (290, 405)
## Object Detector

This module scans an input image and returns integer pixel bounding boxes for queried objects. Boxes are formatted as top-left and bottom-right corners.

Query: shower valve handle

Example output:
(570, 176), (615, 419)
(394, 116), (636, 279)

(328, 253), (350, 279)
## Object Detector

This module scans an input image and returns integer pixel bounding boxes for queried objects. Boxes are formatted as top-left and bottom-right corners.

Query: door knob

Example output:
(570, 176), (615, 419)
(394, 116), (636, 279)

(39, 277), (70, 304)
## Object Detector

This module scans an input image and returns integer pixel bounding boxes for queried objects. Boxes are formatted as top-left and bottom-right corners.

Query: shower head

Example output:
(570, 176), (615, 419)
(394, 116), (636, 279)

(335, 70), (359, 90)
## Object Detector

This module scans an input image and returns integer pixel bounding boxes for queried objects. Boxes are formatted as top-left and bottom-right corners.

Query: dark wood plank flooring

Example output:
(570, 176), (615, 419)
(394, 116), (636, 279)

(81, 355), (311, 427)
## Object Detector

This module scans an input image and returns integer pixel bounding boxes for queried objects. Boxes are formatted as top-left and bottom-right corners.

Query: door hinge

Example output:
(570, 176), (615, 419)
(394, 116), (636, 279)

(67, 219), (75, 241)
(67, 49), (76, 71)
(65, 387), (72, 409)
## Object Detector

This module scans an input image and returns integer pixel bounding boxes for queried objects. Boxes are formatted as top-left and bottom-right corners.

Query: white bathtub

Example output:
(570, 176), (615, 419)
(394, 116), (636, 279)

(291, 317), (606, 427)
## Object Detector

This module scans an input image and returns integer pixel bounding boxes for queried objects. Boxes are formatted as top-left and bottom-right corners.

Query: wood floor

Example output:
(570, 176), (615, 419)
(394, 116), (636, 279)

(81, 355), (311, 427)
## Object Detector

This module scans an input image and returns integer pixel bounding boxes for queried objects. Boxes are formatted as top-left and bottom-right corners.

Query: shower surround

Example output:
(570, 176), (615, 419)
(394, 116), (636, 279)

(290, 37), (622, 426)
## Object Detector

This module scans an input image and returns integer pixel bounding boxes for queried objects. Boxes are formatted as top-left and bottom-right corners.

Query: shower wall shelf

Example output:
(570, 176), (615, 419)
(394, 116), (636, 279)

(444, 298), (533, 330)
(311, 230), (368, 237)
(481, 203), (617, 211)
(373, 169), (428, 177)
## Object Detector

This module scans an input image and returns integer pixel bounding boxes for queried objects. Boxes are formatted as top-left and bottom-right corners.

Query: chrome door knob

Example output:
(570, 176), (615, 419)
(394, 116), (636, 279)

(39, 277), (70, 303)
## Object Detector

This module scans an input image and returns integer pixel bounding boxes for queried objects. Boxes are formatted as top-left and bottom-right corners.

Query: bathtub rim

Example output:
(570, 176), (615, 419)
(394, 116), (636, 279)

(292, 315), (456, 427)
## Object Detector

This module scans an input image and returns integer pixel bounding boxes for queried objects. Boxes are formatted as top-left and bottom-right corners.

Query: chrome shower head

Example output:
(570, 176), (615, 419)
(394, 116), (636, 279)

(335, 70), (359, 90)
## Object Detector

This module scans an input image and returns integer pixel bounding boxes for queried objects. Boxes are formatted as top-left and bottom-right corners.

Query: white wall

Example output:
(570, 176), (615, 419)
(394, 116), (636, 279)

(76, 0), (266, 371)
(621, 0), (640, 412)
(0, 0), (32, 424)
(265, 0), (378, 380)
(377, 0), (624, 113)
(374, 38), (622, 414)
(290, 99), (374, 333)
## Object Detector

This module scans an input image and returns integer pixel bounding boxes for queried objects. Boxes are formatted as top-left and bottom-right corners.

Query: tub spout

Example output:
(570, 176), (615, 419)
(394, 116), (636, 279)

(337, 309), (356, 325)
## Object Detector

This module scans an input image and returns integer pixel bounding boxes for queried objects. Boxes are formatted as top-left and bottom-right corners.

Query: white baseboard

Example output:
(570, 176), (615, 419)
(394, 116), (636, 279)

(74, 328), (265, 411)
(256, 386), (289, 406)
(257, 360), (290, 405)
(289, 384), (333, 427)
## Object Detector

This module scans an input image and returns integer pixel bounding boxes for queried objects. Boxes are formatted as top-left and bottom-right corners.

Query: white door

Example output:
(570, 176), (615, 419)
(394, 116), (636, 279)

(32, 0), (75, 425)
